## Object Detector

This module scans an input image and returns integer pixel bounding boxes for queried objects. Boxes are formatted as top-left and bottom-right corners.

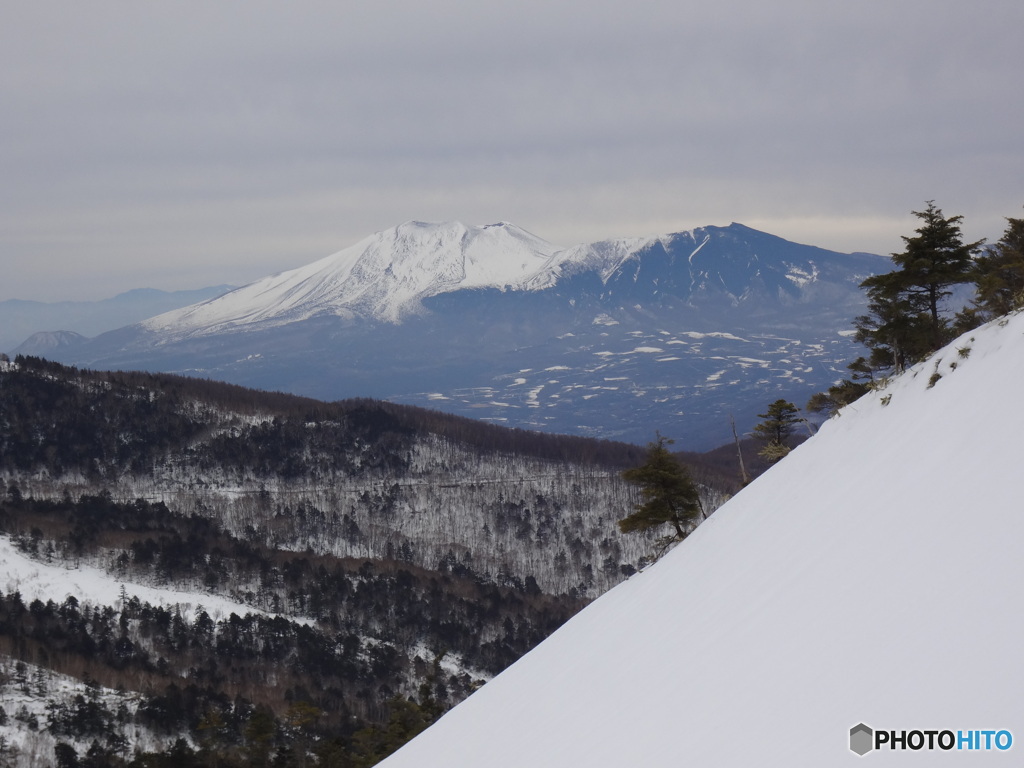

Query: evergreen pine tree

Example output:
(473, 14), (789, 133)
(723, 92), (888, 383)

(970, 210), (1024, 319)
(243, 706), (277, 767)
(854, 278), (932, 373)
(752, 399), (801, 463)
(858, 202), (982, 373)
(618, 434), (703, 542)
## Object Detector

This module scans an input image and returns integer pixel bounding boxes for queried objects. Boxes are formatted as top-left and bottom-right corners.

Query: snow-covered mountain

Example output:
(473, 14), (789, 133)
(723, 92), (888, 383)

(41, 221), (891, 449)
(137, 220), (877, 337)
(143, 221), (562, 335)
(379, 309), (1024, 767)
(10, 330), (87, 355)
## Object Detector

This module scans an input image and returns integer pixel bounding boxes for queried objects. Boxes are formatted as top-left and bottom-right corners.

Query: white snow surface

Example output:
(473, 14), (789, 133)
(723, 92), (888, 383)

(381, 311), (1024, 767)
(552, 234), (666, 282)
(143, 221), (563, 334)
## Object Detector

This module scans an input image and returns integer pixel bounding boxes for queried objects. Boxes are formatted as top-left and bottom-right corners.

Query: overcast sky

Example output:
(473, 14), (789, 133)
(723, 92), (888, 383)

(2, 0), (1021, 302)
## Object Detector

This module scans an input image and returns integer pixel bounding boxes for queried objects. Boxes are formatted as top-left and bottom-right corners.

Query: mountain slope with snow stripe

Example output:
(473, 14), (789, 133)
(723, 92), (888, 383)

(379, 310), (1024, 767)
(0, 536), (279, 622)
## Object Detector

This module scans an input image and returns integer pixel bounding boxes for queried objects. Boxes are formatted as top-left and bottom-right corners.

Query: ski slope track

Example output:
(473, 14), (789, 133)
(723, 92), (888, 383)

(380, 310), (1024, 767)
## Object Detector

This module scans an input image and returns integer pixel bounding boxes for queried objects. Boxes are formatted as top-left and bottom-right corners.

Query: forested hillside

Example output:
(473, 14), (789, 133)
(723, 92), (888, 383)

(0, 356), (707, 596)
(0, 356), (732, 766)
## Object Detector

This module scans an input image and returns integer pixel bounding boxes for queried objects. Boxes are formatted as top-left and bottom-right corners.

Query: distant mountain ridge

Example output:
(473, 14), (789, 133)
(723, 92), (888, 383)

(2, 285), (235, 355)
(33, 221), (891, 449)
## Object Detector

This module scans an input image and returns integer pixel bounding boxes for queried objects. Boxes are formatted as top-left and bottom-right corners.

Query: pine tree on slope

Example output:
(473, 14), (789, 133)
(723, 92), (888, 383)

(618, 434), (704, 543)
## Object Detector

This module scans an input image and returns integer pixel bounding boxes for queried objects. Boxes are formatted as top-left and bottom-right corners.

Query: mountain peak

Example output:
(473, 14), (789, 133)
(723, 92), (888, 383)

(13, 330), (88, 355)
(374, 219), (561, 290)
(141, 220), (563, 336)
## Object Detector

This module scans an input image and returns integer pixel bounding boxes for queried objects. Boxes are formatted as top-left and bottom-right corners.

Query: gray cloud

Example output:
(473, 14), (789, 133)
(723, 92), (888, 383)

(2, 0), (1022, 300)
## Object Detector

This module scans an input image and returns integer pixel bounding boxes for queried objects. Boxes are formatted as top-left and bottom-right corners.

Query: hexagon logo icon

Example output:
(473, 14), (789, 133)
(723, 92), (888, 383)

(850, 723), (874, 756)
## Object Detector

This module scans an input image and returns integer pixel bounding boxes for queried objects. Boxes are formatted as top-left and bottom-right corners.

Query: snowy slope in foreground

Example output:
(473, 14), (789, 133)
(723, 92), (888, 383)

(381, 311), (1024, 767)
